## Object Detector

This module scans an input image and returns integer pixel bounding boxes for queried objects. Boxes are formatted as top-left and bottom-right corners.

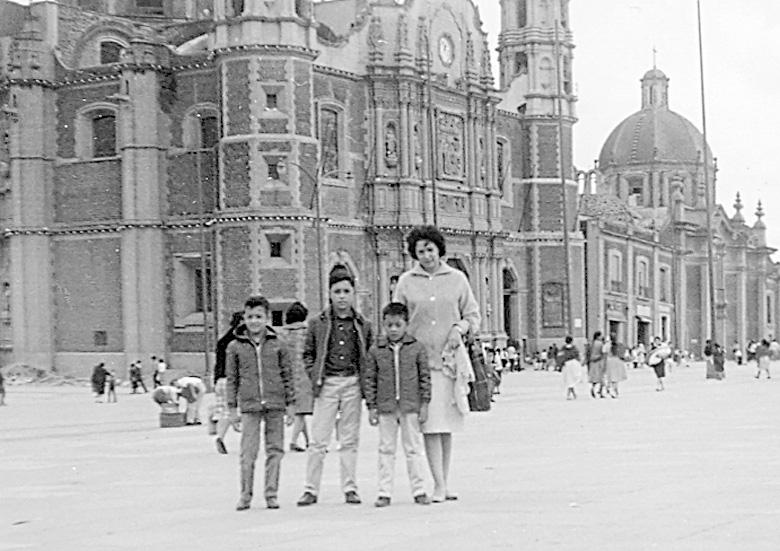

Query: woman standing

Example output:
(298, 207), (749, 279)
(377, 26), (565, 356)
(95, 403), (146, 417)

(557, 336), (582, 400)
(587, 332), (606, 398)
(755, 338), (772, 379)
(647, 337), (671, 390)
(213, 311), (243, 454)
(393, 226), (480, 503)
(605, 338), (628, 398)
(280, 301), (313, 451)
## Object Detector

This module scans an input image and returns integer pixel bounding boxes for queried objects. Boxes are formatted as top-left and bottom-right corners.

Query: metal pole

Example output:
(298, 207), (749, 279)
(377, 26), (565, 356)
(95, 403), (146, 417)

(426, 29), (438, 226)
(314, 172), (325, 310)
(697, 0), (717, 344)
(196, 145), (211, 381)
(554, 20), (573, 336)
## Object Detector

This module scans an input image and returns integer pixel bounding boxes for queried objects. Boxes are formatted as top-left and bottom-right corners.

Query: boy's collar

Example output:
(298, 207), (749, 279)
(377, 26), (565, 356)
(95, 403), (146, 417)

(377, 334), (416, 347)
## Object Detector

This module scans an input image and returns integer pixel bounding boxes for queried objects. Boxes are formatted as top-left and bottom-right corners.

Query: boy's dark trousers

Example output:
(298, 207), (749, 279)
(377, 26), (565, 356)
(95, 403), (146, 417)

(239, 410), (284, 505)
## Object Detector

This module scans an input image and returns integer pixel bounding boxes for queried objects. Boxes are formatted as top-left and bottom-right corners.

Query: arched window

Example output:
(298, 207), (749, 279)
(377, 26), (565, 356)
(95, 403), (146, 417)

(99, 41), (123, 64)
(91, 110), (116, 158)
(608, 250), (623, 292)
(514, 52), (528, 76)
(183, 107), (219, 150)
(636, 257), (649, 298)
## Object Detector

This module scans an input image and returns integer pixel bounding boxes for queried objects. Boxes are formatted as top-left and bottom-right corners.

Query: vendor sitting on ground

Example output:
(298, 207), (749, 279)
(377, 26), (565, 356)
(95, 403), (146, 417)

(173, 376), (206, 425)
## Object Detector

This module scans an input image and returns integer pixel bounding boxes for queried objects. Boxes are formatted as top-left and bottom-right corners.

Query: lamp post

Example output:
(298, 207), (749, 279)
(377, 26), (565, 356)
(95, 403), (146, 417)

(423, 22), (438, 226)
(278, 160), (350, 310)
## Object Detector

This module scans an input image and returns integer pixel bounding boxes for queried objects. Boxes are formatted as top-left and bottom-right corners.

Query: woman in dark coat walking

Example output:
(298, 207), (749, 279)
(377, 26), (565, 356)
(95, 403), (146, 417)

(280, 301), (313, 452)
(91, 362), (107, 402)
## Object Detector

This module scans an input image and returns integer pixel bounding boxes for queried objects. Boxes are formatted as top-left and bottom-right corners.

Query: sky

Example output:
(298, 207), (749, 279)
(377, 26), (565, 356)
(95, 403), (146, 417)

(474, 0), (780, 249)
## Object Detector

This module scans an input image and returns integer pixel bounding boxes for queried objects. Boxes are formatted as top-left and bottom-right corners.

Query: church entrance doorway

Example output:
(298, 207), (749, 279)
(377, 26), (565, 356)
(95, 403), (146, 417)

(503, 268), (518, 340)
(608, 320), (624, 344)
(636, 319), (650, 347)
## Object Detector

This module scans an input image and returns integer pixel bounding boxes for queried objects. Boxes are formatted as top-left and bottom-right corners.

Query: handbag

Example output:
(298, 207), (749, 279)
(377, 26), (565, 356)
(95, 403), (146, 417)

(465, 336), (491, 412)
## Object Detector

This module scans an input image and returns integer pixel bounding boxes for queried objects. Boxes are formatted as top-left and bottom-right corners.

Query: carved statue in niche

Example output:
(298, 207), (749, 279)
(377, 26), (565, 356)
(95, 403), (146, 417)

(413, 124), (422, 177)
(478, 137), (486, 184)
(437, 113), (464, 178)
(368, 16), (384, 50)
(398, 12), (409, 51)
(320, 108), (339, 175)
(385, 123), (398, 167)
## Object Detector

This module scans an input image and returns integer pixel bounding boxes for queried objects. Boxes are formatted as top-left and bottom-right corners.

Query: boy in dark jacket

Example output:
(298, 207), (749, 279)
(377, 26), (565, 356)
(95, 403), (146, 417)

(227, 295), (295, 511)
(365, 302), (431, 507)
(297, 265), (373, 507)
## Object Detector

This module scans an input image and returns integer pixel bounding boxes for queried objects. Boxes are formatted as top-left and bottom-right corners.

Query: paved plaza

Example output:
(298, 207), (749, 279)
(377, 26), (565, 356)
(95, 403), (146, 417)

(2, 362), (780, 550)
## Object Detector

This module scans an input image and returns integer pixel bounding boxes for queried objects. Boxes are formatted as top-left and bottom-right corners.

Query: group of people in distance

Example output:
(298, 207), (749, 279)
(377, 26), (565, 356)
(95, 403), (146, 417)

(556, 333), (672, 399)
(215, 225), (479, 511)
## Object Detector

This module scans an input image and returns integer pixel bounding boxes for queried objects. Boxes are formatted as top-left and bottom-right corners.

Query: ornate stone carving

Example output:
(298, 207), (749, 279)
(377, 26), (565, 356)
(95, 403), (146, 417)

(437, 113), (464, 179)
(384, 122), (398, 168)
(398, 12), (409, 51)
(413, 124), (422, 177)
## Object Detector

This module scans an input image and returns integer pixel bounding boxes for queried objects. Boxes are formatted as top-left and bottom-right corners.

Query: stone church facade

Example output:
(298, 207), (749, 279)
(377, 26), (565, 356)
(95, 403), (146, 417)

(0, 0), (584, 376)
(581, 68), (780, 355)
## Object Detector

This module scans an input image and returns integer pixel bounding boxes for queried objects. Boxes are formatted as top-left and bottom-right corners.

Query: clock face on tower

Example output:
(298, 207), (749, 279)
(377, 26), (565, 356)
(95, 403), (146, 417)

(438, 34), (454, 66)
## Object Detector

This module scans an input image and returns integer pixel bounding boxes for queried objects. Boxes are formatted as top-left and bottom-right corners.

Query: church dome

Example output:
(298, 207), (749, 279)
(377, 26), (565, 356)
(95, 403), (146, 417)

(598, 68), (712, 169)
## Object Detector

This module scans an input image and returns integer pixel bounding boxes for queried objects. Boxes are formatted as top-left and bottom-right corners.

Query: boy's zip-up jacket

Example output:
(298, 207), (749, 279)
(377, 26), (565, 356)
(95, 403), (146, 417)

(303, 307), (373, 398)
(364, 334), (431, 414)
(226, 325), (294, 412)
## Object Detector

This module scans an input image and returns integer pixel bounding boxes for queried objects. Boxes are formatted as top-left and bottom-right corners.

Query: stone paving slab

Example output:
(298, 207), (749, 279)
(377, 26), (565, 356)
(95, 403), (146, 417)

(1, 362), (779, 550)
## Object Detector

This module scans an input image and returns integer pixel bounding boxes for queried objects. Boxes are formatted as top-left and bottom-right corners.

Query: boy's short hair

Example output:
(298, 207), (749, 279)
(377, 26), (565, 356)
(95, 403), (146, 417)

(285, 301), (308, 324)
(244, 295), (270, 311)
(382, 302), (409, 321)
(329, 265), (355, 288)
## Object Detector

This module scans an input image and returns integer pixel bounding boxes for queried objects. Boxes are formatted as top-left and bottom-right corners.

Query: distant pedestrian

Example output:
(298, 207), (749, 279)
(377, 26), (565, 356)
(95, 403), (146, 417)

(173, 376), (206, 425)
(91, 362), (107, 402)
(557, 335), (582, 400)
(280, 301), (313, 453)
(732, 341), (743, 365)
(228, 295), (295, 511)
(213, 311), (244, 455)
(0, 368), (5, 405)
(648, 337), (671, 390)
(755, 339), (772, 379)
(770, 339), (780, 361)
(105, 369), (117, 403)
(605, 338), (628, 398)
(154, 357), (167, 388)
(586, 332), (606, 398)
(129, 362), (148, 393)
(365, 302), (432, 507)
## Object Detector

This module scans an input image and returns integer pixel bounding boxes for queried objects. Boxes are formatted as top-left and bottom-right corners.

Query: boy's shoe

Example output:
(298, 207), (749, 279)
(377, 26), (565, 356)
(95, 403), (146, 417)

(235, 500), (251, 511)
(345, 491), (362, 504)
(297, 492), (318, 506)
(289, 443), (306, 452)
(215, 438), (228, 455)
(414, 494), (431, 505)
(266, 497), (280, 509)
(374, 496), (391, 508)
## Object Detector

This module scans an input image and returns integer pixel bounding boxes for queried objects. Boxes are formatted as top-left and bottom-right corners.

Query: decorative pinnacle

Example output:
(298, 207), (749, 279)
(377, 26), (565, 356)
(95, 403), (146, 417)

(733, 192), (744, 223)
(755, 200), (766, 229)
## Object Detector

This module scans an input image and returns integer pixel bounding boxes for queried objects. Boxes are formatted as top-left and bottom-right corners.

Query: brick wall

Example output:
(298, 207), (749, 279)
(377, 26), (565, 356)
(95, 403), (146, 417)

(537, 125), (558, 178)
(261, 269), (299, 298)
(225, 60), (250, 136)
(293, 61), (311, 136)
(537, 183), (562, 232)
(166, 151), (216, 216)
(686, 264), (703, 351)
(57, 84), (120, 158)
(222, 142), (250, 208)
(53, 237), (123, 352)
(168, 70), (219, 148)
(219, 226), (252, 326)
(55, 160), (122, 222)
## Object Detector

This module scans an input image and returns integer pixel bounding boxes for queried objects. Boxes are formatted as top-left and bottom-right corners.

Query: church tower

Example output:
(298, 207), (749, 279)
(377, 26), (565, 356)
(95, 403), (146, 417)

(210, 0), (323, 330)
(497, 0), (584, 348)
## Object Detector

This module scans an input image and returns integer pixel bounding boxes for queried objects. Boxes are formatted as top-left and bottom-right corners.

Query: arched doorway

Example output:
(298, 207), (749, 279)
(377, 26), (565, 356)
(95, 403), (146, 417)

(503, 268), (518, 340)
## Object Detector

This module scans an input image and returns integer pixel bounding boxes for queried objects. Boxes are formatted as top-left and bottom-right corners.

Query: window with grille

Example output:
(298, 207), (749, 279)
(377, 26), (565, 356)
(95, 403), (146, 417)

(100, 42), (123, 64)
(92, 111), (116, 158)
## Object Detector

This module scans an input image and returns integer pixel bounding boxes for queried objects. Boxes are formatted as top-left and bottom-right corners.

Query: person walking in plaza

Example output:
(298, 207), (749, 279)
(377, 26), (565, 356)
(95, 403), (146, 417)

(151, 355), (166, 388)
(227, 295), (295, 511)
(393, 226), (480, 503)
(104, 369), (117, 403)
(91, 362), (107, 402)
(648, 336), (671, 390)
(556, 335), (582, 400)
(280, 301), (313, 452)
(129, 361), (148, 394)
(586, 332), (606, 398)
(755, 338), (772, 379)
(0, 368), (5, 405)
(365, 302), (432, 507)
(732, 341), (743, 366)
(605, 337), (628, 398)
(214, 311), (243, 455)
(174, 376), (206, 425)
(297, 266), (373, 507)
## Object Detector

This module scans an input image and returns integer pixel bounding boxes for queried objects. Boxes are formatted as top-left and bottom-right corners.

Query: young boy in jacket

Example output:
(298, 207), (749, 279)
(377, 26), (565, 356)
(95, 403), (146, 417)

(297, 265), (373, 506)
(365, 302), (431, 507)
(227, 295), (295, 511)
